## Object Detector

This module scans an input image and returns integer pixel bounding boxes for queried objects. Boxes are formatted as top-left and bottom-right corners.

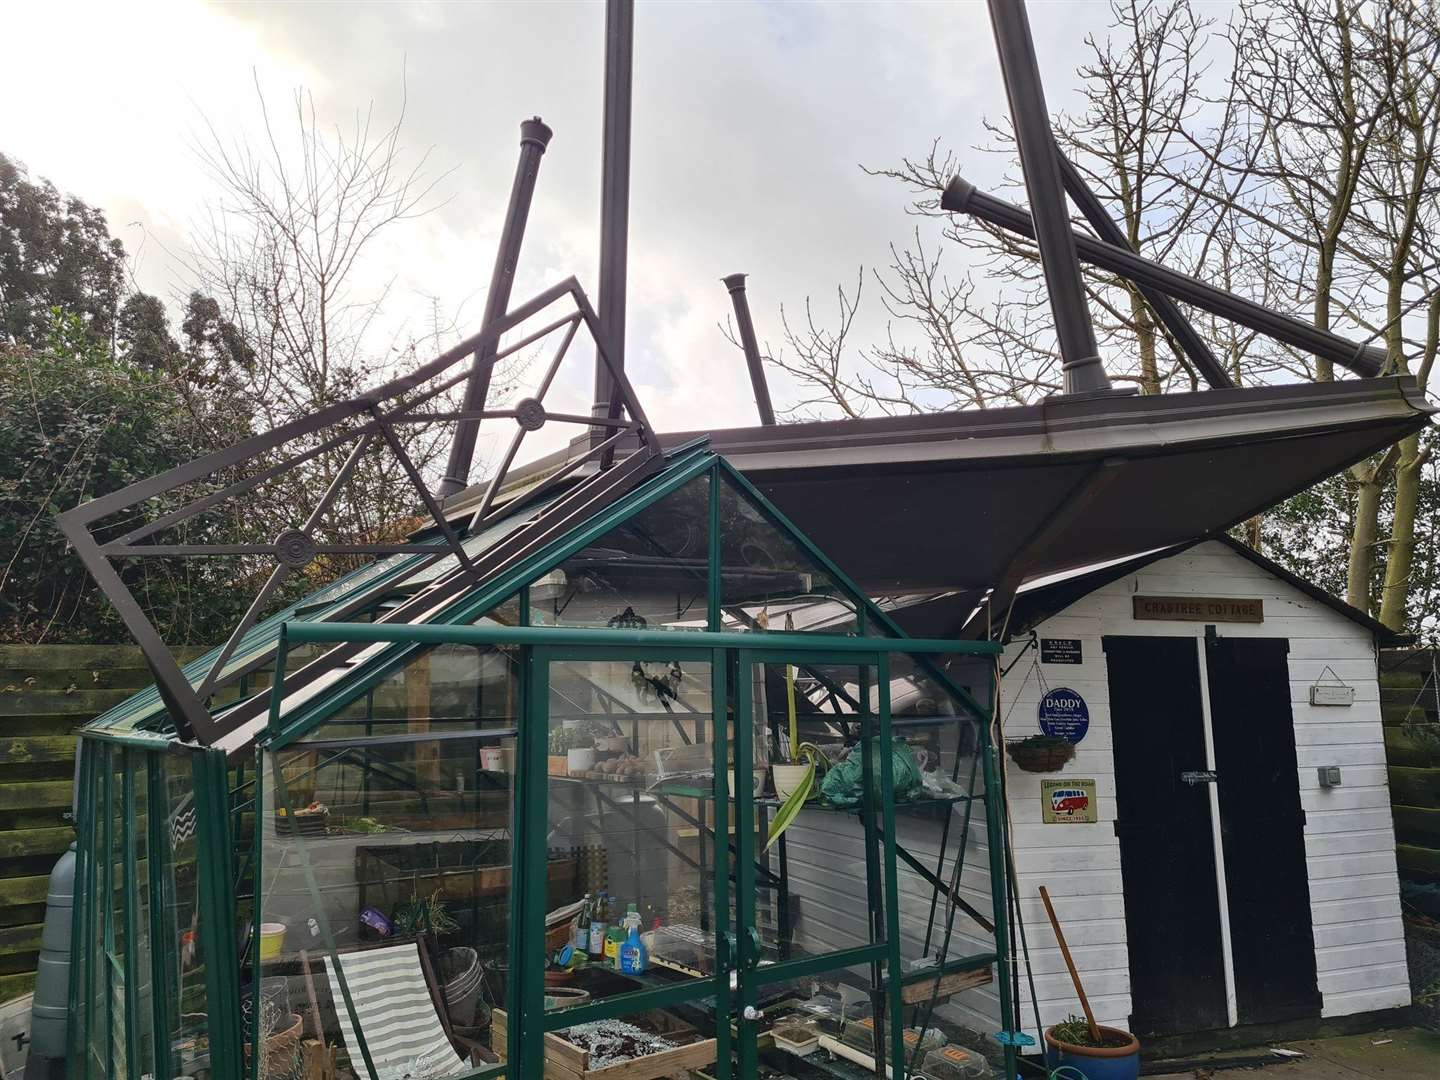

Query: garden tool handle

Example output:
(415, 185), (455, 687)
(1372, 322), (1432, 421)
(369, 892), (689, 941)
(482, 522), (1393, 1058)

(1039, 884), (1101, 1043)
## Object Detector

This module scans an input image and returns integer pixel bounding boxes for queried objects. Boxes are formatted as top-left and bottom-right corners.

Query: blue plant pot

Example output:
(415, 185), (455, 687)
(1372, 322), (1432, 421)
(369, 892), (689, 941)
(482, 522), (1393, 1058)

(1044, 1025), (1141, 1080)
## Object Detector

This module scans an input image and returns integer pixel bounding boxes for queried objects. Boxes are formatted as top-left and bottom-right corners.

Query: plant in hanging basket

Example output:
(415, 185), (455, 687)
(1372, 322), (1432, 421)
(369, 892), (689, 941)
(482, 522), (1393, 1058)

(1006, 734), (1076, 772)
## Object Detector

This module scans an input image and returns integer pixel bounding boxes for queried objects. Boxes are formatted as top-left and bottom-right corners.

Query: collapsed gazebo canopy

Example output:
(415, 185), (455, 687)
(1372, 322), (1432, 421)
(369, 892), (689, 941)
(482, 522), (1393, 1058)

(448, 375), (1434, 633)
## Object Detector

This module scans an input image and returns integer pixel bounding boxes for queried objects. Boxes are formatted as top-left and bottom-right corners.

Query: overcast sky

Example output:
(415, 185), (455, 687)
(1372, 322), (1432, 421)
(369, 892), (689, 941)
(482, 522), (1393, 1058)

(4, 0), (1138, 469)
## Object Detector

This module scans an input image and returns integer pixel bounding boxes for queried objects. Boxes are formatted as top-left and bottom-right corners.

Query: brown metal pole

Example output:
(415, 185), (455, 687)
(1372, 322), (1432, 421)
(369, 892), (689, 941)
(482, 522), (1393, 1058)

(722, 273), (776, 425)
(943, 176), (1388, 378)
(593, 0), (634, 428)
(1053, 144), (1235, 390)
(1039, 884), (1101, 1042)
(439, 117), (553, 498)
(987, 0), (1112, 395)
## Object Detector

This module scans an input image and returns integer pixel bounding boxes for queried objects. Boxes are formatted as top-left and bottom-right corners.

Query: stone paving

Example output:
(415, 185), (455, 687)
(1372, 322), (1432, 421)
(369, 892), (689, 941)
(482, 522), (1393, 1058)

(1148, 1028), (1440, 1080)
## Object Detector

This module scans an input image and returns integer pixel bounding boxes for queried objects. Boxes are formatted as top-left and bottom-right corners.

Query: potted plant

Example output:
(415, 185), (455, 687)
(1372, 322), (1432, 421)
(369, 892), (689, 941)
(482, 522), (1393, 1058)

(391, 890), (460, 940)
(771, 662), (810, 799)
(1006, 733), (1076, 772)
(548, 726), (594, 775)
(1044, 1015), (1140, 1080)
(766, 742), (828, 851)
(243, 1000), (303, 1080)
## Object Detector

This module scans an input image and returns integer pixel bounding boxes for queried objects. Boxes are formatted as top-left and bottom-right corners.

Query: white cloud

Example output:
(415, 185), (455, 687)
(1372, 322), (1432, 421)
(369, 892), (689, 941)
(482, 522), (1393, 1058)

(4, 0), (1123, 470)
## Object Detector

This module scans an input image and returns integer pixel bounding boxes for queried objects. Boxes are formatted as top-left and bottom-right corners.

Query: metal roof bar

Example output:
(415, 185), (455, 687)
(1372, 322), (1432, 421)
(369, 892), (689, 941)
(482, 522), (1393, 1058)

(440, 117), (554, 498)
(722, 273), (777, 425)
(1053, 142), (1235, 390)
(987, 0), (1111, 395)
(281, 620), (1003, 655)
(942, 176), (1388, 378)
(593, 0), (634, 429)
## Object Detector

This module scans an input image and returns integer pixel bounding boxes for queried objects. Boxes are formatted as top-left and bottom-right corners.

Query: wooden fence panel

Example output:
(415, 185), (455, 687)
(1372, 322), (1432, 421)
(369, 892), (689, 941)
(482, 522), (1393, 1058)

(1381, 648), (1440, 891)
(0, 645), (203, 1002)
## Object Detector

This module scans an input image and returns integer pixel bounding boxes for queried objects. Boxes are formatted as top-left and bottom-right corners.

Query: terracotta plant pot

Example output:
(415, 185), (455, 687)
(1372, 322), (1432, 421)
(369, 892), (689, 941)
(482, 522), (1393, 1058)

(1044, 1025), (1140, 1080)
(244, 1013), (302, 1075)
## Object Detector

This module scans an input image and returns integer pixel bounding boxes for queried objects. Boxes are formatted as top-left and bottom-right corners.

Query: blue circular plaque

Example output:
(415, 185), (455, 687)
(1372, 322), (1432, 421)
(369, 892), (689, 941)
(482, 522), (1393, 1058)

(1038, 687), (1089, 743)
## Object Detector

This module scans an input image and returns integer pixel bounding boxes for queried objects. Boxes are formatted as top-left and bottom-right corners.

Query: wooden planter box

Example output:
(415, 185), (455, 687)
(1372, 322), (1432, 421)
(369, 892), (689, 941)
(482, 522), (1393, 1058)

(492, 1007), (716, 1080)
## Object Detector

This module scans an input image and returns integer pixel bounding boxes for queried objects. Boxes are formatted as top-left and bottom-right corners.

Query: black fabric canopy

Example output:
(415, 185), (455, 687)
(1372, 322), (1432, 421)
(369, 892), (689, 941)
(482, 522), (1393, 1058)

(451, 377), (1432, 621)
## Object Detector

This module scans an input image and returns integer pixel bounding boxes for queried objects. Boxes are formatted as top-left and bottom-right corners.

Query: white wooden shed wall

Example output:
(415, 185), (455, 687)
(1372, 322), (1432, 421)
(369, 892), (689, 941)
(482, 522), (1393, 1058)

(941, 540), (1409, 1041)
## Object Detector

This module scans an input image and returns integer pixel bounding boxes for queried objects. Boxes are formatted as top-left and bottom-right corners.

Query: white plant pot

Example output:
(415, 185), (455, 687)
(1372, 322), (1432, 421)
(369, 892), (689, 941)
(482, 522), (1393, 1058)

(772, 763), (811, 801)
(567, 748), (597, 773)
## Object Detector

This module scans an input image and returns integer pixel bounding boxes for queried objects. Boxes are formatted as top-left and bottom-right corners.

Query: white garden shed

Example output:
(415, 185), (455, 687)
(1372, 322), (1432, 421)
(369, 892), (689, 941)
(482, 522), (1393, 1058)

(951, 536), (1410, 1044)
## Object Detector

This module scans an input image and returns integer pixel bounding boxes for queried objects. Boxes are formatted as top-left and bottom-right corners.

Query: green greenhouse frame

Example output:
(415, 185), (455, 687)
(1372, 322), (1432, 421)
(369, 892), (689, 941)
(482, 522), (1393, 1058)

(70, 444), (1019, 1080)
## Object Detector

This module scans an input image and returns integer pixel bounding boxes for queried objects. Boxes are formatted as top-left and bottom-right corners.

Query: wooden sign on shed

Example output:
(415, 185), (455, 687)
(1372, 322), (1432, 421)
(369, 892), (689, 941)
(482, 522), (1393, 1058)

(1132, 595), (1264, 623)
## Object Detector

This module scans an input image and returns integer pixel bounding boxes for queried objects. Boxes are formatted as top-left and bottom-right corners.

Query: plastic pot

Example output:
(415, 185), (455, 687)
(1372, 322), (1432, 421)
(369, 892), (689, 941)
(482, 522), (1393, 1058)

(257, 922), (287, 960)
(772, 763), (811, 800)
(440, 946), (481, 1027)
(1044, 1025), (1140, 1080)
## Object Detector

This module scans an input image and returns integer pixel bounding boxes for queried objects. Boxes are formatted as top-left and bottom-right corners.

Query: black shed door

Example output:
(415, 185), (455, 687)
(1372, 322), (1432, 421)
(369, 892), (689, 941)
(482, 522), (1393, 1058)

(1205, 636), (1321, 1024)
(1104, 636), (1228, 1035)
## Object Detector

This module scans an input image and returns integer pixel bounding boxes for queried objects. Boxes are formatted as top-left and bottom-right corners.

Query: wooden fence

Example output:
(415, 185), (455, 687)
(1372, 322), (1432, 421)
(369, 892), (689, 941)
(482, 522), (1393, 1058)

(0, 645), (200, 1002)
(1382, 647), (1440, 883)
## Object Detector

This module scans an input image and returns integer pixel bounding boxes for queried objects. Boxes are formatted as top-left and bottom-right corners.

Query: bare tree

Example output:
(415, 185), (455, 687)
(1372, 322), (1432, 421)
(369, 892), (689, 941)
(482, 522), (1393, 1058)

(744, 0), (1440, 635)
(1222, 0), (1440, 624)
(1361, 0), (1440, 628)
(186, 77), (479, 579)
(764, 0), (1245, 414)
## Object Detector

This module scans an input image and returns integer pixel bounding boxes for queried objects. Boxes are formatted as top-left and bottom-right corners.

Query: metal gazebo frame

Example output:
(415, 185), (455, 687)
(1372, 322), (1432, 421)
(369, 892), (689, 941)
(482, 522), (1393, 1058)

(56, 275), (662, 747)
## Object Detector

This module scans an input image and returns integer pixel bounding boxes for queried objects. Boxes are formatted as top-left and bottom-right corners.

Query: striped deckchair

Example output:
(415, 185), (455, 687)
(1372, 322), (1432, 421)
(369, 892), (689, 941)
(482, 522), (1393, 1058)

(322, 942), (473, 1080)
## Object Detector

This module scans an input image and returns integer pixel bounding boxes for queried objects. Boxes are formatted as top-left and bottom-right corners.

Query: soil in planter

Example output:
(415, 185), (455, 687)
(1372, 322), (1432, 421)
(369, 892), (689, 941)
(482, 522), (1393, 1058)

(1048, 1017), (1134, 1049)
(559, 1019), (680, 1069)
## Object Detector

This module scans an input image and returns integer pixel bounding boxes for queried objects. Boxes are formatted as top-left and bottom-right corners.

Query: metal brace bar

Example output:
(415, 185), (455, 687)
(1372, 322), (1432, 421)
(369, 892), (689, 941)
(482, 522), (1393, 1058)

(888, 832), (995, 934)
(651, 790), (784, 888)
(197, 433), (374, 702)
(368, 406), (476, 574)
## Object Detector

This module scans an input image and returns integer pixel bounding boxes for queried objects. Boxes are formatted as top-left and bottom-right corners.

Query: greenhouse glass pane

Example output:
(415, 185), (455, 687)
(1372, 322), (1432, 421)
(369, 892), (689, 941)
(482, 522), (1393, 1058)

(715, 470), (865, 634)
(309, 642), (518, 741)
(886, 652), (995, 974)
(162, 754), (210, 1080)
(527, 472), (711, 632)
(85, 743), (110, 1080)
(106, 750), (129, 1079)
(127, 750), (156, 1079)
(542, 655), (732, 1009)
(258, 643), (521, 1074)
(745, 661), (888, 959)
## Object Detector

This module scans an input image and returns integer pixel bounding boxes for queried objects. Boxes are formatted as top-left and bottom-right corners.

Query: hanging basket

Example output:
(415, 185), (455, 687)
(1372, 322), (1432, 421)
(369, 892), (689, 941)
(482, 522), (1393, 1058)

(1006, 735), (1076, 773)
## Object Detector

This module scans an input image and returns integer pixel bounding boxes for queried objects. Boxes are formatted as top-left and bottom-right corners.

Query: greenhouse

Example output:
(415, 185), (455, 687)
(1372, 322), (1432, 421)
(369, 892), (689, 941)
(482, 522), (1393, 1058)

(68, 443), (1017, 1080)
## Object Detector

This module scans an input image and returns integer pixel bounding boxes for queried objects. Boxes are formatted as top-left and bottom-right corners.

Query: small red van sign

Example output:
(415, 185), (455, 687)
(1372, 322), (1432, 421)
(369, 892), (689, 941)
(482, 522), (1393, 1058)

(1041, 778), (1098, 823)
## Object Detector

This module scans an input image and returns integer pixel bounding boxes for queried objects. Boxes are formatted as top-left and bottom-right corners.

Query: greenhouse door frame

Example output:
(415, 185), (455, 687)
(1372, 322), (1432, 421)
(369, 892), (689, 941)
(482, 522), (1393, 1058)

(731, 647), (904, 1078)
(517, 643), (904, 1080)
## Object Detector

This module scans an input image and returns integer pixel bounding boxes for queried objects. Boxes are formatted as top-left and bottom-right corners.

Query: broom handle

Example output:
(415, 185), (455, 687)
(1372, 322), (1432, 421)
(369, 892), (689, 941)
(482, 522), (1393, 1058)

(1039, 885), (1100, 1043)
